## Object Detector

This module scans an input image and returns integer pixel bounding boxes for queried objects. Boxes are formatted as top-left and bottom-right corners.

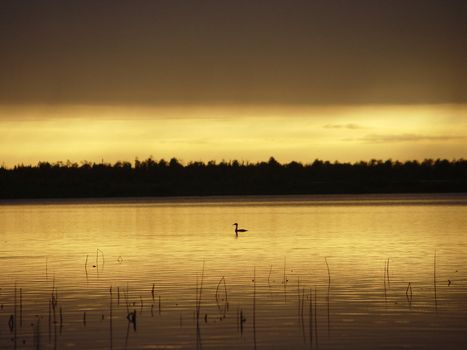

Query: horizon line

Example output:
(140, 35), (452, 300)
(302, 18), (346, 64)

(2, 156), (466, 170)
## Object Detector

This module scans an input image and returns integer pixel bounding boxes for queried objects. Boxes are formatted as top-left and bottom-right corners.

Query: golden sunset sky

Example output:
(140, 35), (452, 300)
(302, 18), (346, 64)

(1, 1), (465, 166)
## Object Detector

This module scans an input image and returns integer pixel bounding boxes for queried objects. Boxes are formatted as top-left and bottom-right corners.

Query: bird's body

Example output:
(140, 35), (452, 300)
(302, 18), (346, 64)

(233, 223), (248, 235)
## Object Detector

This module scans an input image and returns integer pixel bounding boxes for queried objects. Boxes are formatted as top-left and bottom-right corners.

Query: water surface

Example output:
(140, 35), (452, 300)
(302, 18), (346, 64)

(1, 194), (466, 349)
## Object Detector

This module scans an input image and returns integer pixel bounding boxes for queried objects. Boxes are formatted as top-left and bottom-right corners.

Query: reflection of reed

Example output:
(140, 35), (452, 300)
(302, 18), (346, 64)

(325, 257), (331, 336)
(59, 307), (63, 334)
(434, 251), (437, 311)
(383, 260), (387, 303)
(253, 267), (257, 350)
(110, 286), (113, 350)
(386, 258), (390, 288)
(33, 317), (41, 350)
(237, 307), (246, 334)
(124, 284), (130, 314)
(296, 277), (306, 342)
(309, 289), (313, 349)
(405, 282), (413, 305)
(297, 277), (301, 325)
(283, 257), (288, 302)
(48, 299), (51, 343)
(20, 288), (23, 328)
(308, 287), (319, 348)
(14, 284), (17, 349)
(196, 321), (203, 350)
(124, 318), (130, 350)
(268, 264), (273, 297)
(195, 263), (205, 350)
(196, 261), (205, 322)
(314, 288), (319, 349)
(96, 248), (105, 274)
(300, 288), (305, 343)
(215, 277), (229, 320)
(268, 265), (272, 286)
(49, 281), (59, 349)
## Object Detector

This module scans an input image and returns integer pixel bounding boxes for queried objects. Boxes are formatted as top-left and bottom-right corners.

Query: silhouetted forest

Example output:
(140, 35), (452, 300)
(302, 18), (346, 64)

(1, 158), (466, 199)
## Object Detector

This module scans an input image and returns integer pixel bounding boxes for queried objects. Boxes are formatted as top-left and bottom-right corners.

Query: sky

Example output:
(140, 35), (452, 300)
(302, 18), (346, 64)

(0, 0), (466, 166)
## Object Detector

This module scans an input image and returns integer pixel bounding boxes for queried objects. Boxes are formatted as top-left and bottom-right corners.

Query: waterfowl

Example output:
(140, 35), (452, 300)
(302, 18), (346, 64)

(233, 223), (248, 235)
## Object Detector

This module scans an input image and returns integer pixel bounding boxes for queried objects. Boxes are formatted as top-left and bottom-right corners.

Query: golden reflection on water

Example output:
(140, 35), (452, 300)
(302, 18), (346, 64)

(0, 194), (466, 349)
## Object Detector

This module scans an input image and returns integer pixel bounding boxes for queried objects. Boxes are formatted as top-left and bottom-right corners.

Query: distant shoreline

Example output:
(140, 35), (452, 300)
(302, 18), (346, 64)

(1, 158), (466, 200)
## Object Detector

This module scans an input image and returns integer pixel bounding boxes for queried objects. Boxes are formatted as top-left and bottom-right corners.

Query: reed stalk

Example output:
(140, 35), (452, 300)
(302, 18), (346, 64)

(386, 258), (390, 288)
(19, 287), (22, 328)
(196, 261), (205, 322)
(309, 289), (313, 346)
(325, 257), (331, 335)
(434, 250), (438, 311)
(253, 267), (257, 349)
(314, 287), (318, 348)
(297, 277), (301, 324)
(383, 260), (387, 302)
(405, 282), (413, 304)
(110, 286), (113, 350)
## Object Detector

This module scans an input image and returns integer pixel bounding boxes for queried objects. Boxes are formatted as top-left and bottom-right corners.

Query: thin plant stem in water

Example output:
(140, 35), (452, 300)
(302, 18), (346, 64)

(325, 257), (331, 336)
(386, 258), (390, 288)
(110, 286), (113, 350)
(19, 288), (22, 328)
(59, 307), (63, 334)
(268, 265), (272, 286)
(96, 248), (105, 273)
(48, 299), (51, 343)
(14, 283), (17, 349)
(283, 257), (288, 302)
(301, 288), (306, 343)
(406, 282), (413, 305)
(309, 289), (313, 348)
(215, 276), (228, 319)
(314, 287), (319, 349)
(253, 266), (257, 350)
(325, 257), (331, 286)
(297, 277), (301, 325)
(383, 259), (387, 303)
(434, 250), (438, 311)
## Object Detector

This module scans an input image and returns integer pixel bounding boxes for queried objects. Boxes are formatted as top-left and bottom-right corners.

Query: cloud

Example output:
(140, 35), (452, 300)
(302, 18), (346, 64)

(0, 1), (465, 106)
(324, 123), (364, 130)
(360, 133), (466, 143)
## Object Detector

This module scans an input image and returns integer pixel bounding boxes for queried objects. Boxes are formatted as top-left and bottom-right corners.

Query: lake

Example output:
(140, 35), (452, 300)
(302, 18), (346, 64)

(1, 194), (466, 349)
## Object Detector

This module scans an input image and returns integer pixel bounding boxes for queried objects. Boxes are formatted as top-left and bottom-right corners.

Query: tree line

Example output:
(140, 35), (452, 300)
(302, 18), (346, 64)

(0, 157), (466, 199)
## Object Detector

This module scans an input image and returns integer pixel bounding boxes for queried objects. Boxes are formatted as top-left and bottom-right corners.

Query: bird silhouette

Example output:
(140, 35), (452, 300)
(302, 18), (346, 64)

(233, 223), (248, 236)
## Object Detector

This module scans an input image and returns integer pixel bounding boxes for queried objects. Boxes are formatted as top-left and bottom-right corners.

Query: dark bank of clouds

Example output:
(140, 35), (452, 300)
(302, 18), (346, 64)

(0, 0), (465, 106)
